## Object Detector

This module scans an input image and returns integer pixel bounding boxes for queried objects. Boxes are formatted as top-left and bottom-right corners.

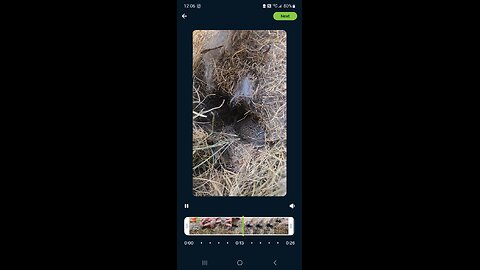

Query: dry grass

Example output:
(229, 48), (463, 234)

(192, 30), (286, 197)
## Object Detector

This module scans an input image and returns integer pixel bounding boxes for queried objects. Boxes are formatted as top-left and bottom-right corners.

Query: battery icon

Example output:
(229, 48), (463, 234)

(263, 4), (266, 8)
(292, 4), (296, 8)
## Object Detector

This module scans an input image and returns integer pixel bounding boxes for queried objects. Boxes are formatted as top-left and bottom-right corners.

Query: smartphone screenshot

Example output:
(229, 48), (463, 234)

(177, 1), (302, 268)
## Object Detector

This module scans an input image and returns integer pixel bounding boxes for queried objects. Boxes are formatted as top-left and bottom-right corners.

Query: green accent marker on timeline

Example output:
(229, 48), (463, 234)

(242, 216), (244, 236)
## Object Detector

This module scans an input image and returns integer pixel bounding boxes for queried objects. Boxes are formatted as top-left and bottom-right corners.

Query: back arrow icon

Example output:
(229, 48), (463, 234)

(273, 260), (277, 266)
(182, 13), (187, 19)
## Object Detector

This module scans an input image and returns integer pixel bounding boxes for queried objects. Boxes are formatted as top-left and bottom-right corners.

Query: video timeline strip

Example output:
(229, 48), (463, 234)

(184, 217), (294, 236)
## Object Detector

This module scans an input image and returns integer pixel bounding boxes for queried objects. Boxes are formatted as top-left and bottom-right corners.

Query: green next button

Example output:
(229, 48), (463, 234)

(273, 12), (297, 21)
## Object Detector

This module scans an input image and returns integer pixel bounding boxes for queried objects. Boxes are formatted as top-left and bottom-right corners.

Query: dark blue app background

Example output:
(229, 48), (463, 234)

(177, 1), (302, 269)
